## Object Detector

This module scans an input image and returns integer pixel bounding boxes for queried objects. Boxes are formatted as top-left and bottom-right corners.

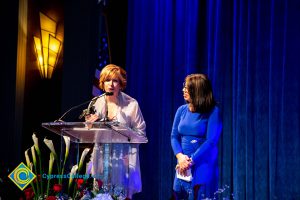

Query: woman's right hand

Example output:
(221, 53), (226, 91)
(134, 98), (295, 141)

(176, 153), (192, 174)
(85, 114), (99, 129)
(85, 114), (99, 122)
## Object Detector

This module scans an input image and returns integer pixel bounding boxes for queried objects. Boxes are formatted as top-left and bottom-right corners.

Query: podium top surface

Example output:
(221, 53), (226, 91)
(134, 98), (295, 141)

(42, 121), (148, 144)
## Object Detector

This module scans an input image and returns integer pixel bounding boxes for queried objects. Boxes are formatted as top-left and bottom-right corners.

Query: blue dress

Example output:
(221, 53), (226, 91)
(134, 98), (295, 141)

(171, 104), (222, 199)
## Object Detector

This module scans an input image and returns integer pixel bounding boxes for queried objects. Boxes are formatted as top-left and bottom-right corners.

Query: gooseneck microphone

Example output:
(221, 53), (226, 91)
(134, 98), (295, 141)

(55, 92), (113, 122)
(79, 92), (113, 119)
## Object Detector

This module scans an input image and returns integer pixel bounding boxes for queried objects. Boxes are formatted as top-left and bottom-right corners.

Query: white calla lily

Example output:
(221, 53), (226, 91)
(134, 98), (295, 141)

(78, 148), (90, 172)
(33, 134), (44, 195)
(25, 161), (37, 196)
(32, 133), (41, 155)
(30, 162), (33, 171)
(25, 149), (31, 167)
(43, 137), (60, 189)
(46, 153), (55, 196)
(43, 138), (58, 159)
(31, 145), (41, 194)
(60, 136), (71, 184)
(68, 164), (78, 191)
(31, 146), (37, 166)
(63, 136), (70, 160)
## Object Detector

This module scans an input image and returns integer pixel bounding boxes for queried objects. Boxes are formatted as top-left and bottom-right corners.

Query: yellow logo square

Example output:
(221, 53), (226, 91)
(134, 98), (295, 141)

(8, 162), (36, 190)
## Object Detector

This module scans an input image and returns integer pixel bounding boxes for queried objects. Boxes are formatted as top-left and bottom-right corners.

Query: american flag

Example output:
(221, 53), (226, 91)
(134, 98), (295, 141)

(92, 34), (110, 97)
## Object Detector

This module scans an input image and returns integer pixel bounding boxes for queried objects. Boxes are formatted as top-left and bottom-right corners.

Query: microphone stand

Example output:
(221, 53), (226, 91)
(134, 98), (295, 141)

(103, 122), (131, 142)
(102, 94), (131, 142)
(55, 92), (111, 122)
(104, 94), (109, 122)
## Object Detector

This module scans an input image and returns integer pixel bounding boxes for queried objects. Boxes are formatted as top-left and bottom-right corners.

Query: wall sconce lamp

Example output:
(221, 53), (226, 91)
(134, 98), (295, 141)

(34, 12), (62, 79)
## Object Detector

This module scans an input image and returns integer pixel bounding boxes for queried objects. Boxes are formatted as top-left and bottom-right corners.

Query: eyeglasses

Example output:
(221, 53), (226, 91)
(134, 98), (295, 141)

(183, 82), (188, 91)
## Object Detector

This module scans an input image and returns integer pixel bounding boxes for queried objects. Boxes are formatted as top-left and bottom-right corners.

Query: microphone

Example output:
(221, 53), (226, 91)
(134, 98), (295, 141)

(79, 92), (113, 119)
(55, 92), (113, 122)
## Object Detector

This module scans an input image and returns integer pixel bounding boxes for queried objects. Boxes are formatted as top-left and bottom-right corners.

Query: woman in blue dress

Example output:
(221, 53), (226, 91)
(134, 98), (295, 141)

(171, 74), (222, 199)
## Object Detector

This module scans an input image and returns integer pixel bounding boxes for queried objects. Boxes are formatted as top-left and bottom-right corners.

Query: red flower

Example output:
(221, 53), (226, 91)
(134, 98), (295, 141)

(53, 184), (62, 192)
(75, 178), (84, 189)
(96, 179), (103, 188)
(46, 196), (56, 200)
(24, 187), (34, 200)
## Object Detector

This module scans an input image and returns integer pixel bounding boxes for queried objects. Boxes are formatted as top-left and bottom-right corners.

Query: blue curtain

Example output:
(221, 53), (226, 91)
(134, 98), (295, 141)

(125, 0), (300, 199)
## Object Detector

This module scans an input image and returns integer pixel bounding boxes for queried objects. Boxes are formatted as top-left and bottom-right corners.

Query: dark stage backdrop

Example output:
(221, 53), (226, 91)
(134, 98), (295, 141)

(2, 0), (299, 199)
(124, 0), (300, 199)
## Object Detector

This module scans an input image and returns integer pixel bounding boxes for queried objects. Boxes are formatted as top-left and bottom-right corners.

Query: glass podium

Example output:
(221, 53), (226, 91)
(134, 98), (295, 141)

(41, 121), (148, 198)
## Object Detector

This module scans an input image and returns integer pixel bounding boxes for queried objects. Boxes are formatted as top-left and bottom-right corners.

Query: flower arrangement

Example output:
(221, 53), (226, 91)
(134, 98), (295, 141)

(24, 133), (129, 200)
(210, 185), (233, 200)
(23, 133), (97, 200)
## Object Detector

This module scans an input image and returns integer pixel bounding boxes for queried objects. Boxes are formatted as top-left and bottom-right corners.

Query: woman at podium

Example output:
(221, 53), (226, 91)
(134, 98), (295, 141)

(85, 64), (146, 199)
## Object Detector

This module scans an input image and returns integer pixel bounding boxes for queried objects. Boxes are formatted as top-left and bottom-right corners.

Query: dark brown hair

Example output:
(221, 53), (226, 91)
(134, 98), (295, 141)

(185, 74), (216, 113)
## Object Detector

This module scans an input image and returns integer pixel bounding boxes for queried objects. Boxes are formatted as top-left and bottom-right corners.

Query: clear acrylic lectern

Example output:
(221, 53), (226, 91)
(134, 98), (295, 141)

(41, 121), (148, 144)
(41, 121), (148, 197)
